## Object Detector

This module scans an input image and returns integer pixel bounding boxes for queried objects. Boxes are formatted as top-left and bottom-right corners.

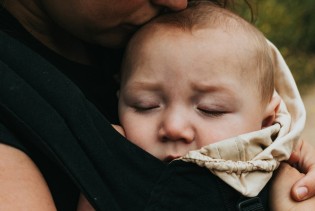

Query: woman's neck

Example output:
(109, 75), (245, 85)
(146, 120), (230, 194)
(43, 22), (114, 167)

(4, 0), (95, 65)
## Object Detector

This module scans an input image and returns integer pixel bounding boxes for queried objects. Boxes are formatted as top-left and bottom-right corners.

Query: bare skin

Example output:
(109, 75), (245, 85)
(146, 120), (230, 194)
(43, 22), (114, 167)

(288, 140), (315, 201)
(270, 162), (315, 210)
(0, 144), (56, 210)
(77, 194), (94, 211)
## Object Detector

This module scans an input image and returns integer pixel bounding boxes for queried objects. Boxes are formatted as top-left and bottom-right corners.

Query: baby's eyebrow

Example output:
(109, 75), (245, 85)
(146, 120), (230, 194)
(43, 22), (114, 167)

(191, 83), (233, 94)
(191, 83), (238, 100)
(192, 84), (217, 92)
(127, 81), (162, 91)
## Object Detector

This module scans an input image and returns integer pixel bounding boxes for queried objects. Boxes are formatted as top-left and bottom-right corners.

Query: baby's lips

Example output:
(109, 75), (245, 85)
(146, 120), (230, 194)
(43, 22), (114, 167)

(164, 155), (181, 162)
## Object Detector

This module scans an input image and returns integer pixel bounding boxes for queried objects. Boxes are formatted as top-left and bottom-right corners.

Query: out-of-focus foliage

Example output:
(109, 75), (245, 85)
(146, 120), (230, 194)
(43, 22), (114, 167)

(234, 0), (315, 94)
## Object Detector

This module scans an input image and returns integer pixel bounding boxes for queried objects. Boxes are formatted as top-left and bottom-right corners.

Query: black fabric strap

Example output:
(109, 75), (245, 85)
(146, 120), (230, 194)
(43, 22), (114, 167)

(237, 197), (264, 211)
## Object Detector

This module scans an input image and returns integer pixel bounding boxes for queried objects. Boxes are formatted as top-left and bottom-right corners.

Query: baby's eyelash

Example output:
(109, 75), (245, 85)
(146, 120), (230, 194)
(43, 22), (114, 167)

(198, 108), (226, 117)
(133, 104), (160, 113)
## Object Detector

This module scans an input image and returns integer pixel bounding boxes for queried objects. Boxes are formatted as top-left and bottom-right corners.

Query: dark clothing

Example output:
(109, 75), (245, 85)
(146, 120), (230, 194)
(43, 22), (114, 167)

(0, 8), (121, 124)
(0, 9), (269, 211)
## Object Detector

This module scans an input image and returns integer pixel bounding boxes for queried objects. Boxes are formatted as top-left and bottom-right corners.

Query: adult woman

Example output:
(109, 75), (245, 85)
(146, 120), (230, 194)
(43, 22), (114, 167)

(0, 0), (314, 210)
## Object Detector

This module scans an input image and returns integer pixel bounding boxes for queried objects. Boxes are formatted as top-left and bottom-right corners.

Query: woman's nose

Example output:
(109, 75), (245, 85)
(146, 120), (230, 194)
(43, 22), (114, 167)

(151, 0), (188, 11)
(158, 113), (194, 143)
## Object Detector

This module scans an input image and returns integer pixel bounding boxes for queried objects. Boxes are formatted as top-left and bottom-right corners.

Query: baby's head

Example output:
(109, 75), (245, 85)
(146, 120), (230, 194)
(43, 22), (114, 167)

(118, 2), (280, 161)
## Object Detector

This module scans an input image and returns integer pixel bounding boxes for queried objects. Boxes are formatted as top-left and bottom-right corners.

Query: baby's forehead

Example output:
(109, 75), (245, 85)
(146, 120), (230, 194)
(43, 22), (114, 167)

(132, 24), (253, 63)
(132, 24), (184, 43)
(128, 22), (254, 68)
(132, 16), (248, 46)
(128, 26), (262, 83)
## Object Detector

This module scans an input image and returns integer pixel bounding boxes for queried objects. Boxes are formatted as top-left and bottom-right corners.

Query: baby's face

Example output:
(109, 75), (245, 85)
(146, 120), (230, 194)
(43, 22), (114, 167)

(118, 27), (268, 161)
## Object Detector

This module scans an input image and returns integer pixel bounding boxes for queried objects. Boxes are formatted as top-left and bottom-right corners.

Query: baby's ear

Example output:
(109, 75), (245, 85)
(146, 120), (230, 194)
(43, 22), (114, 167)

(261, 92), (281, 128)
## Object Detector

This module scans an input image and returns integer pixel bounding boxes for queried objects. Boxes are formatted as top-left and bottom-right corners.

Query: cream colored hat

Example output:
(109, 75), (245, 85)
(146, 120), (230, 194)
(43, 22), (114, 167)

(180, 41), (306, 197)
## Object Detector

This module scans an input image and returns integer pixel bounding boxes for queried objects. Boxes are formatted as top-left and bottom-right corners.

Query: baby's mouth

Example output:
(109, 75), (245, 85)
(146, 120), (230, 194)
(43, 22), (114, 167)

(163, 155), (181, 163)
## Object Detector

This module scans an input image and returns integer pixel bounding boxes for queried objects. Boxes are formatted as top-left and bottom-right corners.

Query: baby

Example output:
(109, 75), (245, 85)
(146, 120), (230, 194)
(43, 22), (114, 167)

(117, 2), (304, 197)
(77, 2), (307, 210)
(119, 3), (278, 161)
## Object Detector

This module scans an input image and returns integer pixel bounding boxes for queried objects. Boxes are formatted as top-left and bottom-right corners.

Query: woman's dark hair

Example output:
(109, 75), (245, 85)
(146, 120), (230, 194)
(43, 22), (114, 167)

(200, 0), (254, 22)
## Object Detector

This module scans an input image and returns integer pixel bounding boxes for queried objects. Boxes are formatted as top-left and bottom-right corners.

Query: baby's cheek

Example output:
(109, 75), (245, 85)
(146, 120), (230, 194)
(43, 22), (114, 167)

(112, 124), (126, 137)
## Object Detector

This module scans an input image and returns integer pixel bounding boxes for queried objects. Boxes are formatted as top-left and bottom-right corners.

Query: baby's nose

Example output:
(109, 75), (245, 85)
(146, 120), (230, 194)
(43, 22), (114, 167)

(158, 114), (194, 143)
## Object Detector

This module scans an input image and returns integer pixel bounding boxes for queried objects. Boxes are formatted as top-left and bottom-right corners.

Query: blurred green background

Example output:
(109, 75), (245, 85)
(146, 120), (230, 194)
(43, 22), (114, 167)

(238, 0), (315, 94)
(236, 0), (315, 143)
